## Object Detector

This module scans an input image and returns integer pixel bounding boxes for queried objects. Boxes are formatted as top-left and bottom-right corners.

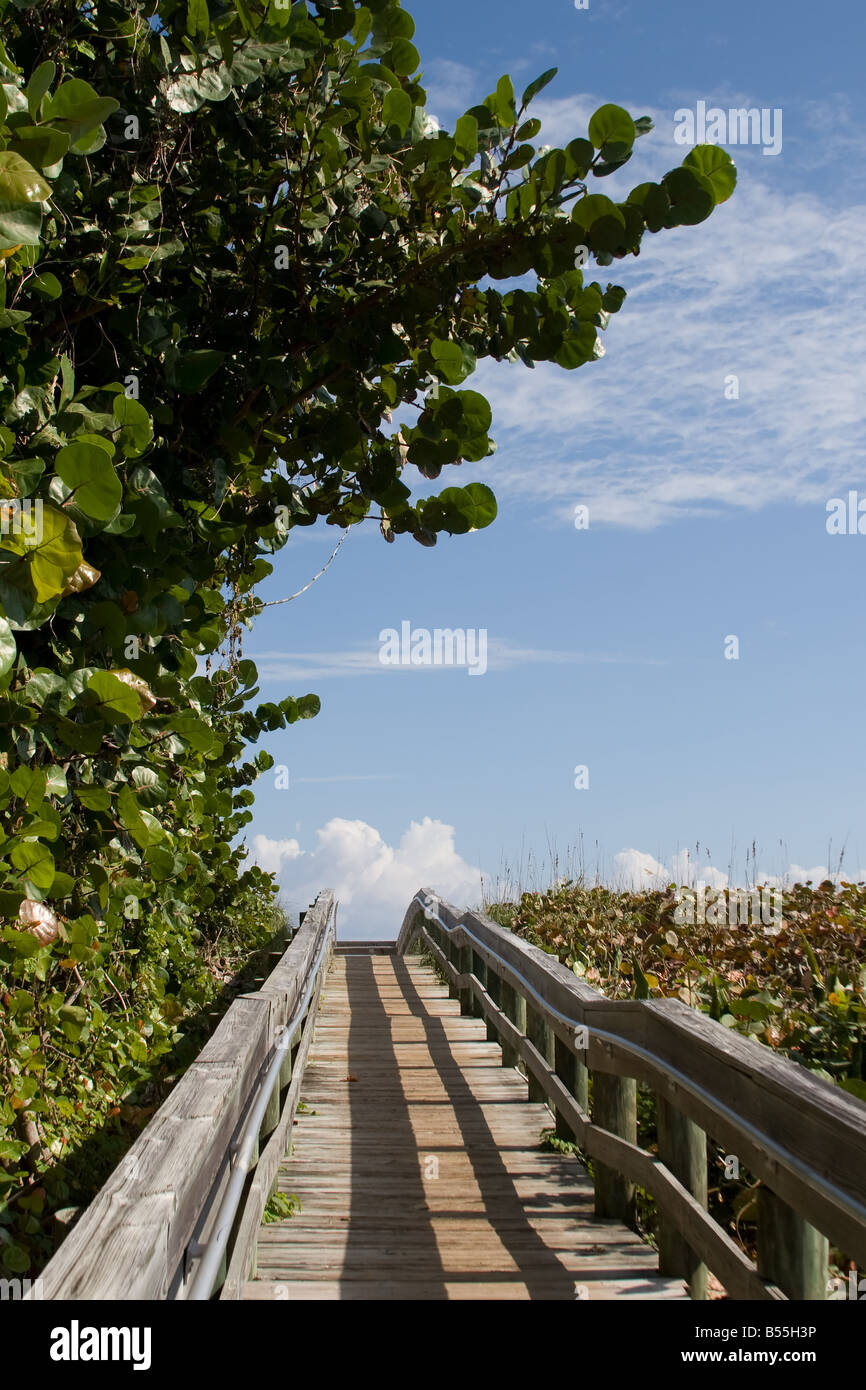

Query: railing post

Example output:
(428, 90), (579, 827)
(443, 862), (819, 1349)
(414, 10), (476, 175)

(486, 963), (502, 1044)
(446, 931), (460, 1002)
(458, 934), (473, 1016)
(526, 1003), (554, 1105)
(554, 1035), (585, 1143)
(656, 1096), (708, 1298)
(591, 1070), (637, 1224)
(471, 948), (487, 1022)
(757, 1186), (828, 1300)
(500, 979), (526, 1072)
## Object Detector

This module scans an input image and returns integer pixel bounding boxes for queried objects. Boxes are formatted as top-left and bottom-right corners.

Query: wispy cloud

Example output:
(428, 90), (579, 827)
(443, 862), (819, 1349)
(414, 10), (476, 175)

(401, 81), (864, 532)
(248, 638), (665, 682)
(463, 138), (865, 528)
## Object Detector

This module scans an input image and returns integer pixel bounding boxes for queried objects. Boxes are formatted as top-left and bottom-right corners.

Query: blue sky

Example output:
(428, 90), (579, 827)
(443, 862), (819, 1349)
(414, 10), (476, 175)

(242, 0), (866, 936)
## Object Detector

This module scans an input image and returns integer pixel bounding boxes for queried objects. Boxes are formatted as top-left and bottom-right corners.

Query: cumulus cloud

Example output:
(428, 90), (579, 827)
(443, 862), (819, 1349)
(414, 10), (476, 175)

(247, 834), (302, 875)
(613, 849), (670, 890)
(614, 847), (845, 892)
(762, 864), (841, 888)
(245, 816), (484, 939)
(246, 824), (850, 939)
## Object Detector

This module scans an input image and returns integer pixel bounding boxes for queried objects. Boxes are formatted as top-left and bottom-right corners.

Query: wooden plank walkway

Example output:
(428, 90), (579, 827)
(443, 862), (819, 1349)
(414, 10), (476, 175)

(246, 952), (687, 1300)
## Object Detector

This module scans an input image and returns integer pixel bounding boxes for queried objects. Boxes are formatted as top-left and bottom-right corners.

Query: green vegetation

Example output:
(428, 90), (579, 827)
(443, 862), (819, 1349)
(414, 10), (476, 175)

(262, 1188), (301, 1223)
(0, 0), (734, 1275)
(487, 878), (866, 1090)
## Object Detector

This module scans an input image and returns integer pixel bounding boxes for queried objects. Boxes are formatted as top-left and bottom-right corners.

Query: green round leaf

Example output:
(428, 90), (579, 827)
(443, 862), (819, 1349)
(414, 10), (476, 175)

(565, 138), (594, 179)
(0, 503), (84, 602)
(590, 214), (629, 252)
(42, 77), (100, 118)
(0, 150), (51, 205)
(455, 390), (492, 435)
(8, 125), (71, 173)
(117, 784), (165, 848)
(683, 144), (737, 204)
(0, 1243), (31, 1273)
(454, 113), (478, 161)
(0, 199), (42, 249)
(571, 194), (624, 233)
(626, 181), (671, 233)
(10, 839), (55, 892)
(74, 787), (112, 812)
(55, 442), (122, 520)
(382, 87), (411, 133)
(430, 338), (466, 384)
(388, 38), (419, 76)
(662, 166), (715, 226)
(462, 481), (497, 529)
(85, 671), (143, 723)
(30, 271), (62, 299)
(111, 395), (153, 456)
(144, 845), (176, 879)
(372, 6), (415, 40)
(173, 709), (223, 754)
(42, 79), (119, 144)
(587, 104), (636, 152)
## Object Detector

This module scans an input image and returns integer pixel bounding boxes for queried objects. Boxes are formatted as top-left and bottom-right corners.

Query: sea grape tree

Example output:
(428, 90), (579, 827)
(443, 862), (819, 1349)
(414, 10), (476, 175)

(0, 0), (735, 1271)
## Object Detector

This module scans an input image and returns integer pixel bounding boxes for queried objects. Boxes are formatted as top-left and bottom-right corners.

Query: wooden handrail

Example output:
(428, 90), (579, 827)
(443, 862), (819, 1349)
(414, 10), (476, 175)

(38, 891), (336, 1301)
(398, 888), (866, 1301)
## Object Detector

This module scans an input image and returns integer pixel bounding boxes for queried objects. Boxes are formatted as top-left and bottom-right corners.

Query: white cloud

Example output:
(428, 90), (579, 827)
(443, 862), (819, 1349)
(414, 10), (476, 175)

(245, 816), (484, 939)
(612, 849), (670, 889)
(249, 638), (664, 683)
(614, 847), (846, 892)
(248, 833), (302, 875)
(246, 827), (851, 939)
(763, 863), (842, 888)
(428, 90), (866, 531)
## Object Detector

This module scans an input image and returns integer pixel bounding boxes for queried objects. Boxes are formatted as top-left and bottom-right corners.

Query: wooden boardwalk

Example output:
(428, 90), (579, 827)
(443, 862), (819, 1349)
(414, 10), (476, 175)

(246, 951), (686, 1300)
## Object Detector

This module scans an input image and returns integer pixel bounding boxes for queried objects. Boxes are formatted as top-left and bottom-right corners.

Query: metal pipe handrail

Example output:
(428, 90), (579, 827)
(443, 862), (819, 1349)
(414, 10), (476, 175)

(186, 912), (335, 1301)
(412, 892), (866, 1232)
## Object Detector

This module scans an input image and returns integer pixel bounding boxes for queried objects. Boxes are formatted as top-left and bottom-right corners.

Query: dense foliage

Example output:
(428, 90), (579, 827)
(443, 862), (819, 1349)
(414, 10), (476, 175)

(0, 0), (735, 1273)
(488, 879), (866, 1090)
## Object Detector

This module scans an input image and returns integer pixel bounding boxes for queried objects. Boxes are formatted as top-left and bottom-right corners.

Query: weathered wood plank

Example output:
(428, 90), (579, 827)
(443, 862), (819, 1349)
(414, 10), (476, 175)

(410, 918), (790, 1299)
(657, 1095), (709, 1299)
(220, 965), (327, 1299)
(402, 891), (866, 1269)
(757, 1185), (829, 1301)
(592, 1072), (637, 1225)
(249, 953), (685, 1301)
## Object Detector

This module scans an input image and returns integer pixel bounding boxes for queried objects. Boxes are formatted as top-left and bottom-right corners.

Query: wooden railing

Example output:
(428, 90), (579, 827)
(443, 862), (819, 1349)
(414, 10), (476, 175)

(397, 888), (866, 1301)
(39, 891), (336, 1301)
